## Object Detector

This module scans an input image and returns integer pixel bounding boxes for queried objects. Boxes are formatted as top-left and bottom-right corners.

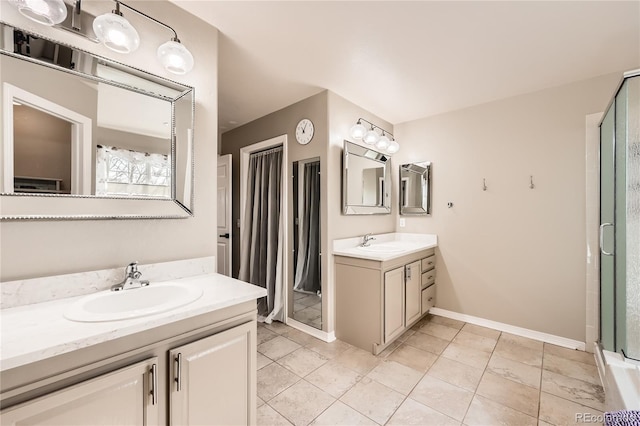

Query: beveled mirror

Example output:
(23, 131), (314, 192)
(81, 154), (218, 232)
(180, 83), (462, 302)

(0, 23), (194, 220)
(400, 162), (431, 215)
(342, 140), (391, 215)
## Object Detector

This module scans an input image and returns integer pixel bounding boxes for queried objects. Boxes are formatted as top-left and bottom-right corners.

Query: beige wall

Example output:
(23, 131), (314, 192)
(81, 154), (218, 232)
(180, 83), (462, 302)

(220, 90), (393, 335)
(0, 1), (218, 281)
(220, 90), (328, 328)
(394, 72), (621, 341)
(326, 92), (395, 333)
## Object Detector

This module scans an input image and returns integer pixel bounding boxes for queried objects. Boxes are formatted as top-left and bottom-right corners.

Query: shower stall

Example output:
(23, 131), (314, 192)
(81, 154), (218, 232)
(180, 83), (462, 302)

(598, 69), (640, 410)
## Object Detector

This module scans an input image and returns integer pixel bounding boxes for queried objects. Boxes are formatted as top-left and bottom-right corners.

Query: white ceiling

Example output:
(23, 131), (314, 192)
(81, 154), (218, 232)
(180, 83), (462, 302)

(170, 1), (640, 132)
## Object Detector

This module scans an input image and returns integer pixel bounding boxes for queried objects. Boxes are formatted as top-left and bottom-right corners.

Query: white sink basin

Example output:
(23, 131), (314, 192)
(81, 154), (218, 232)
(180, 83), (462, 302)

(356, 243), (407, 253)
(64, 282), (203, 322)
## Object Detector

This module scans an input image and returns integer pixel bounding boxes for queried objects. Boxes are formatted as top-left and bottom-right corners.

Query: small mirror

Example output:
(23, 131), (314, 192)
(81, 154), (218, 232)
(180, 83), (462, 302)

(400, 162), (431, 215)
(292, 158), (322, 330)
(342, 140), (391, 215)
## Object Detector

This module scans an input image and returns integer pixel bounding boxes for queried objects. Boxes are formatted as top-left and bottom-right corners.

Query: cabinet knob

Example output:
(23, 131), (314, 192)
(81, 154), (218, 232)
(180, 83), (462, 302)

(428, 297), (433, 302)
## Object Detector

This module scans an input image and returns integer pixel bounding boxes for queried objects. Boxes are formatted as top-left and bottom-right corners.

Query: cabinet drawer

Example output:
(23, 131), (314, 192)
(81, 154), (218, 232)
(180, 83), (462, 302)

(421, 255), (435, 272)
(421, 270), (436, 289)
(421, 285), (436, 314)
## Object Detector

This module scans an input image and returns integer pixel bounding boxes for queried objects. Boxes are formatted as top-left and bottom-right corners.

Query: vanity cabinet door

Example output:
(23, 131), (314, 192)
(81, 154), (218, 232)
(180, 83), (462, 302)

(0, 358), (159, 426)
(384, 266), (405, 343)
(404, 260), (422, 326)
(170, 321), (256, 426)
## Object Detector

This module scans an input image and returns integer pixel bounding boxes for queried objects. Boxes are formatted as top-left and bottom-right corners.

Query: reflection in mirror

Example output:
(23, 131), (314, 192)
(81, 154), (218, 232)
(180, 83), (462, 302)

(0, 25), (194, 219)
(342, 140), (391, 215)
(400, 162), (431, 215)
(292, 158), (322, 330)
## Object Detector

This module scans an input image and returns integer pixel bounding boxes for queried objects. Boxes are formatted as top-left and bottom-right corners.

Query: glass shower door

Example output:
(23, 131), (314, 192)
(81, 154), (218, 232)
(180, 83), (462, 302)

(600, 72), (640, 360)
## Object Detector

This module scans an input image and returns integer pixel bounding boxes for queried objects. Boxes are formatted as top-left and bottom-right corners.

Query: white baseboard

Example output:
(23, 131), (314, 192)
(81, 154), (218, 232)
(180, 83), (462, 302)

(429, 307), (586, 351)
(286, 318), (335, 342)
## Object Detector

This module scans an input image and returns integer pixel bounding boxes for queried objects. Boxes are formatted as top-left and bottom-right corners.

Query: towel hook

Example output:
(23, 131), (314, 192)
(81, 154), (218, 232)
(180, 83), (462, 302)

(529, 175), (535, 189)
(482, 178), (487, 191)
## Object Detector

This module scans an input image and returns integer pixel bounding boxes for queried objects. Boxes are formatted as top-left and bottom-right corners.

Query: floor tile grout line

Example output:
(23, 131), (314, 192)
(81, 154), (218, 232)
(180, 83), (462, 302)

(258, 318), (603, 426)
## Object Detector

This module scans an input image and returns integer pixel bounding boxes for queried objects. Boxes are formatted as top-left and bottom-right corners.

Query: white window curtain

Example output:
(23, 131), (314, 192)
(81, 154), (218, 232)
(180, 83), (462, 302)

(96, 145), (171, 197)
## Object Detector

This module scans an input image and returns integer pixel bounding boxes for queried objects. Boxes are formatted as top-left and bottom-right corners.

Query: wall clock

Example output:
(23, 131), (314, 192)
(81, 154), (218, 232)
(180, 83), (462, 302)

(295, 118), (314, 145)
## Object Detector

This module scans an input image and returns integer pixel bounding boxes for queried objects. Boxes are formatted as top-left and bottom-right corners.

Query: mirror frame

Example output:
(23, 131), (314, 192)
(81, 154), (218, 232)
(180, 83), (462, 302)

(0, 23), (195, 220)
(342, 140), (391, 215)
(399, 161), (432, 215)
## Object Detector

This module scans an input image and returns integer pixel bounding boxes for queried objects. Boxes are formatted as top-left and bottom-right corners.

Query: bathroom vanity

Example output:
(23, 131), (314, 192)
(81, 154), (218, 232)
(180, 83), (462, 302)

(0, 270), (266, 425)
(333, 233), (437, 355)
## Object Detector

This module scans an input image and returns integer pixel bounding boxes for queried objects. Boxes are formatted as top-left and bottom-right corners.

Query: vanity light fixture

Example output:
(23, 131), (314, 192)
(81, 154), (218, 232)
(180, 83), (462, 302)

(8, 0), (68, 26)
(96, 0), (194, 75)
(9, 0), (195, 75)
(93, 1), (140, 53)
(349, 118), (400, 155)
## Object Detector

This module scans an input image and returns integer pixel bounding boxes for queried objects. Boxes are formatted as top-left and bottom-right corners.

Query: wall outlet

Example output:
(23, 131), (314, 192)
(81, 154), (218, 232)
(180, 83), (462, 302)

(399, 218), (406, 227)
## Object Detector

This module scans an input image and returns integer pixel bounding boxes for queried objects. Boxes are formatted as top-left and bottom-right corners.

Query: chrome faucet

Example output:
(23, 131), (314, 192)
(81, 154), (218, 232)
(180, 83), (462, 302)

(360, 233), (376, 247)
(111, 261), (150, 291)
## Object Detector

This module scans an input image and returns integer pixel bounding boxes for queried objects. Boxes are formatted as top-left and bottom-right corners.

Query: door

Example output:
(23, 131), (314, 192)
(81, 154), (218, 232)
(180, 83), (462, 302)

(405, 260), (421, 326)
(170, 322), (255, 425)
(384, 266), (405, 343)
(0, 358), (159, 425)
(217, 154), (232, 276)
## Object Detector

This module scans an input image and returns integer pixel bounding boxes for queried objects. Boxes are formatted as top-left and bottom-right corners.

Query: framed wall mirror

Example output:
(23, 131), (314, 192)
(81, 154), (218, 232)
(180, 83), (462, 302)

(292, 158), (322, 330)
(0, 23), (194, 220)
(400, 161), (431, 215)
(342, 140), (391, 215)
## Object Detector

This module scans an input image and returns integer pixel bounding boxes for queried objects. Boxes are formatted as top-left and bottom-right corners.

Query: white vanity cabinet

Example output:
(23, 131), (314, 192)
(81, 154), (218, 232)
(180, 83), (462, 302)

(170, 322), (254, 425)
(1, 302), (258, 426)
(335, 248), (436, 354)
(0, 358), (159, 426)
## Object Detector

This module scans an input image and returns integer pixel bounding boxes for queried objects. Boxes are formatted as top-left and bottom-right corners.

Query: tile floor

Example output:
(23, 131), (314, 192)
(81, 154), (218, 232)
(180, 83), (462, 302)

(256, 315), (605, 426)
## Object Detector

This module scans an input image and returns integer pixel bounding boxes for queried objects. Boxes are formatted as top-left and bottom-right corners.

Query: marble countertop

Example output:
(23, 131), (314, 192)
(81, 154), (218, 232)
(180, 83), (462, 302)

(332, 233), (438, 261)
(0, 273), (267, 371)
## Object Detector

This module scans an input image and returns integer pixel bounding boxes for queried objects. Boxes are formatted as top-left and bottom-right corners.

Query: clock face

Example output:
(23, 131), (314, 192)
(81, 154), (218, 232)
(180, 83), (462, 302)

(295, 118), (314, 145)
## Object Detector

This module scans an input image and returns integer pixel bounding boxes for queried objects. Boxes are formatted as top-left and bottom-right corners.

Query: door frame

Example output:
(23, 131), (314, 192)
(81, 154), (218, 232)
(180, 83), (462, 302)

(217, 153), (232, 276)
(2, 82), (92, 194)
(239, 134), (288, 322)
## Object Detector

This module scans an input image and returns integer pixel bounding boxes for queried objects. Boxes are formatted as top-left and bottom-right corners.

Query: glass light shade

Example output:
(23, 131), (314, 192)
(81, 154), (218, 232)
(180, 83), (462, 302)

(349, 122), (366, 139)
(376, 135), (390, 150)
(93, 12), (140, 53)
(8, 0), (67, 26)
(157, 40), (194, 75)
(363, 129), (380, 145)
(386, 140), (400, 154)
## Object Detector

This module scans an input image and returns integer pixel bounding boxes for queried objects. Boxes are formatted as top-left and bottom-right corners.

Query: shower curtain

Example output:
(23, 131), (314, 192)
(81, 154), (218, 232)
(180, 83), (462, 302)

(294, 161), (321, 294)
(239, 147), (284, 323)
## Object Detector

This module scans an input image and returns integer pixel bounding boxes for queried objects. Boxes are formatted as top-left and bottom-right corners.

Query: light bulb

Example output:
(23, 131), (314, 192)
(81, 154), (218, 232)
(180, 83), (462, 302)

(157, 40), (194, 75)
(349, 122), (366, 139)
(363, 128), (379, 145)
(386, 140), (400, 154)
(93, 12), (140, 53)
(376, 135), (390, 150)
(8, 0), (67, 26)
